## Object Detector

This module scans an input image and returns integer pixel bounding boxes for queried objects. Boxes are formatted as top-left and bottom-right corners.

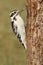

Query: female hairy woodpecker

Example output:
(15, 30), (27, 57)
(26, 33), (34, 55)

(10, 10), (27, 49)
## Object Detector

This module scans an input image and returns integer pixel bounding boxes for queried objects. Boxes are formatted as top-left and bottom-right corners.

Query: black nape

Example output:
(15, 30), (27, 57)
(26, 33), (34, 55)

(10, 13), (14, 17)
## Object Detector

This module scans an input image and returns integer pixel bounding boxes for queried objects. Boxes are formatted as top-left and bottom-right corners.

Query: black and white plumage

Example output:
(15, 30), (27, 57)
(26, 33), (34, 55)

(10, 10), (27, 49)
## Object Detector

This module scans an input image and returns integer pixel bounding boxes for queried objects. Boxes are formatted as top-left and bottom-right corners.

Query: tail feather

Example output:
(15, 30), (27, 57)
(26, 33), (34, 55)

(22, 41), (27, 49)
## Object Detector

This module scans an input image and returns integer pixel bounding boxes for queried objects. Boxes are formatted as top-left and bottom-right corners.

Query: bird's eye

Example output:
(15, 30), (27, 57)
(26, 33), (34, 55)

(14, 12), (16, 14)
(10, 11), (16, 17)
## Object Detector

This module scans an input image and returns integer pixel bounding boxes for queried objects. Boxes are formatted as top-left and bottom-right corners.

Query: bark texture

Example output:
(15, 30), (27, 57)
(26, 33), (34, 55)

(26, 0), (43, 65)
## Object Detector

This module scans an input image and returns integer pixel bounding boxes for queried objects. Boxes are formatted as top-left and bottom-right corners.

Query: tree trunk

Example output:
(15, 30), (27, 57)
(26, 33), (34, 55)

(25, 0), (43, 65)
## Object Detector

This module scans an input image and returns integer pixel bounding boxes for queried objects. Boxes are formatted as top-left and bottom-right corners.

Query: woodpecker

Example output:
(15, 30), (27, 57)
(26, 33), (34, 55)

(10, 9), (27, 49)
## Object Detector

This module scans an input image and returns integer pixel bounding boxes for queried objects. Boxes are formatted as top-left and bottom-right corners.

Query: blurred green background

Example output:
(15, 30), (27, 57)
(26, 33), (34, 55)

(0, 0), (26, 65)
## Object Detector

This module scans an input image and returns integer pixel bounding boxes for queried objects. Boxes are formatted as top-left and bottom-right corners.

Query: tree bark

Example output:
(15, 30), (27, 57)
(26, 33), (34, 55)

(25, 0), (43, 65)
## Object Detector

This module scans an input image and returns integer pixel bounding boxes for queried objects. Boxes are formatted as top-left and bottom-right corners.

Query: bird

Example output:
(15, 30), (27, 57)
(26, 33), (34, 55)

(10, 9), (27, 49)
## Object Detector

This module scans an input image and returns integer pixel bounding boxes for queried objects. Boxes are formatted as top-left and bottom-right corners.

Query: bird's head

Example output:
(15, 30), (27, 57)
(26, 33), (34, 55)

(10, 9), (24, 17)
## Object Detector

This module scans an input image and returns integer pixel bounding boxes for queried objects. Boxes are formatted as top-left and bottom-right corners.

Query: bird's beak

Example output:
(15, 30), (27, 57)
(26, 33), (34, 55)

(16, 9), (24, 16)
(18, 9), (24, 13)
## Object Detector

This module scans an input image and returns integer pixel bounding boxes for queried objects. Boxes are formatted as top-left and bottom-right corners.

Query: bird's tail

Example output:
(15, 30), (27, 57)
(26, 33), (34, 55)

(22, 41), (27, 50)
